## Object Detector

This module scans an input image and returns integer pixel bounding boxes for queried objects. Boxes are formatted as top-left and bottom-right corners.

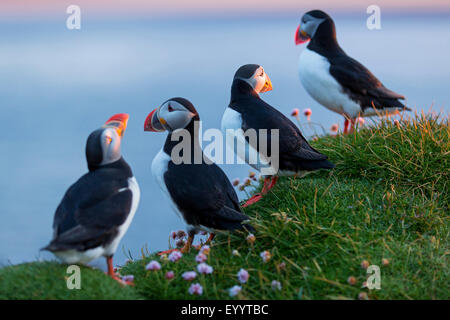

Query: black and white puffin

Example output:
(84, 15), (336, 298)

(221, 64), (334, 207)
(144, 97), (252, 254)
(295, 10), (410, 134)
(42, 114), (140, 285)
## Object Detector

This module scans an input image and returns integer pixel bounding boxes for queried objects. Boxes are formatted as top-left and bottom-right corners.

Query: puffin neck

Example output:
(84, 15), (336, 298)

(88, 157), (132, 176)
(163, 119), (203, 161)
(230, 79), (259, 103)
(307, 19), (345, 58)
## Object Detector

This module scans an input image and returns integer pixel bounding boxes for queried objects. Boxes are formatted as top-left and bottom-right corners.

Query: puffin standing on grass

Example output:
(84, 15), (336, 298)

(222, 64), (334, 207)
(295, 10), (410, 134)
(144, 97), (252, 254)
(42, 114), (140, 285)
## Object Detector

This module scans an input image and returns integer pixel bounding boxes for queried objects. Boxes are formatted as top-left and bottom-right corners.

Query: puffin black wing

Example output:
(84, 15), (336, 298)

(232, 91), (334, 172)
(43, 167), (132, 252)
(329, 55), (409, 111)
(163, 161), (251, 231)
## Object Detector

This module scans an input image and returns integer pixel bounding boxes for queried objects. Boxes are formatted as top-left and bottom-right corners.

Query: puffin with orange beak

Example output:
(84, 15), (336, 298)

(295, 10), (410, 134)
(144, 97), (252, 254)
(221, 64), (334, 207)
(42, 114), (140, 285)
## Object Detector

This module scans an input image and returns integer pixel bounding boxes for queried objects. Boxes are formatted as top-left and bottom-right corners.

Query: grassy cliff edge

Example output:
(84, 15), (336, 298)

(1, 114), (448, 300)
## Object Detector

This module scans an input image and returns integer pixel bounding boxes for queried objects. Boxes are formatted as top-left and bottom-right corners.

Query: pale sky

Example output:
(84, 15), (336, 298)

(1, 0), (449, 18)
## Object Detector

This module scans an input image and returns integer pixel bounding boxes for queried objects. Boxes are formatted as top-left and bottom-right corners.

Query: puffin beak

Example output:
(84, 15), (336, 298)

(295, 24), (310, 45)
(260, 74), (273, 93)
(144, 108), (165, 132)
(104, 113), (129, 137)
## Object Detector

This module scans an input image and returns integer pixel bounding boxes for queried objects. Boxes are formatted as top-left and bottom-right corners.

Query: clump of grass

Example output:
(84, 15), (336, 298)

(0, 261), (139, 299)
(1, 113), (448, 300)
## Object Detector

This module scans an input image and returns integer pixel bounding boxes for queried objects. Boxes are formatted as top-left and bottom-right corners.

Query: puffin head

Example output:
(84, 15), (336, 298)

(295, 10), (333, 45)
(144, 97), (199, 133)
(233, 64), (273, 94)
(86, 113), (129, 171)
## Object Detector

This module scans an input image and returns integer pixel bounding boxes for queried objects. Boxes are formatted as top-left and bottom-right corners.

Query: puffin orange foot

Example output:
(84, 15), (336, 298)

(242, 194), (263, 208)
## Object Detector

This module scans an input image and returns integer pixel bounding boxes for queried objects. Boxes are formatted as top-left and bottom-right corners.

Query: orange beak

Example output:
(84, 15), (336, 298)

(295, 24), (310, 45)
(104, 113), (129, 137)
(144, 108), (165, 132)
(260, 74), (273, 93)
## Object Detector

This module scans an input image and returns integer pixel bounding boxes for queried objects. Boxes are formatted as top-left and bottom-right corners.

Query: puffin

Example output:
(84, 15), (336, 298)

(221, 64), (334, 207)
(42, 114), (140, 285)
(295, 10), (410, 134)
(144, 97), (252, 254)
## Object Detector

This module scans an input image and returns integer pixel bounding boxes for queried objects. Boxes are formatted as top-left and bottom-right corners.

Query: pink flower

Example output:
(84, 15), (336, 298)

(237, 268), (249, 284)
(232, 249), (240, 257)
(121, 275), (134, 282)
(176, 239), (185, 248)
(229, 285), (242, 297)
(188, 283), (203, 295)
(244, 178), (252, 186)
(271, 280), (282, 291)
(248, 172), (256, 179)
(165, 271), (175, 280)
(239, 184), (245, 191)
(195, 253), (207, 263)
(168, 251), (183, 262)
(246, 233), (256, 244)
(356, 117), (365, 126)
(145, 260), (161, 271)
(197, 263), (214, 274)
(303, 108), (312, 121)
(232, 178), (240, 186)
(200, 245), (210, 255)
(260, 250), (271, 263)
(394, 119), (400, 127)
(291, 108), (299, 117)
(176, 230), (186, 239)
(278, 262), (286, 270)
(182, 271), (197, 281)
(330, 123), (339, 133)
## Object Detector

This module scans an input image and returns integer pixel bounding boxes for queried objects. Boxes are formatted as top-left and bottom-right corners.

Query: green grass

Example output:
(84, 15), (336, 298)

(1, 113), (448, 300)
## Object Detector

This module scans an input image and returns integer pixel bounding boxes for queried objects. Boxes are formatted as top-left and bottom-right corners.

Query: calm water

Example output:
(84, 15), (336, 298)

(1, 14), (449, 268)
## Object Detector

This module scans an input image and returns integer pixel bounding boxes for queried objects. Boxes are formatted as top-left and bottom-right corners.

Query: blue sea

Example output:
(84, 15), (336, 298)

(0, 14), (449, 269)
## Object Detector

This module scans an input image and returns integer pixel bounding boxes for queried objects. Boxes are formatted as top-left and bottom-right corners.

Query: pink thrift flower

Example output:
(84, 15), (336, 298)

(200, 245), (210, 255)
(176, 239), (185, 248)
(394, 119), (400, 127)
(330, 123), (339, 133)
(303, 108), (312, 121)
(182, 271), (197, 281)
(291, 108), (299, 117)
(176, 230), (186, 239)
(229, 285), (242, 297)
(244, 178), (252, 186)
(195, 253), (207, 263)
(248, 172), (256, 179)
(260, 250), (272, 263)
(271, 280), (282, 291)
(188, 283), (203, 295)
(357, 117), (365, 126)
(246, 233), (256, 244)
(168, 251), (183, 262)
(165, 271), (175, 280)
(278, 262), (286, 270)
(232, 178), (240, 186)
(197, 263), (213, 274)
(145, 260), (161, 271)
(237, 268), (249, 284)
(121, 275), (134, 282)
